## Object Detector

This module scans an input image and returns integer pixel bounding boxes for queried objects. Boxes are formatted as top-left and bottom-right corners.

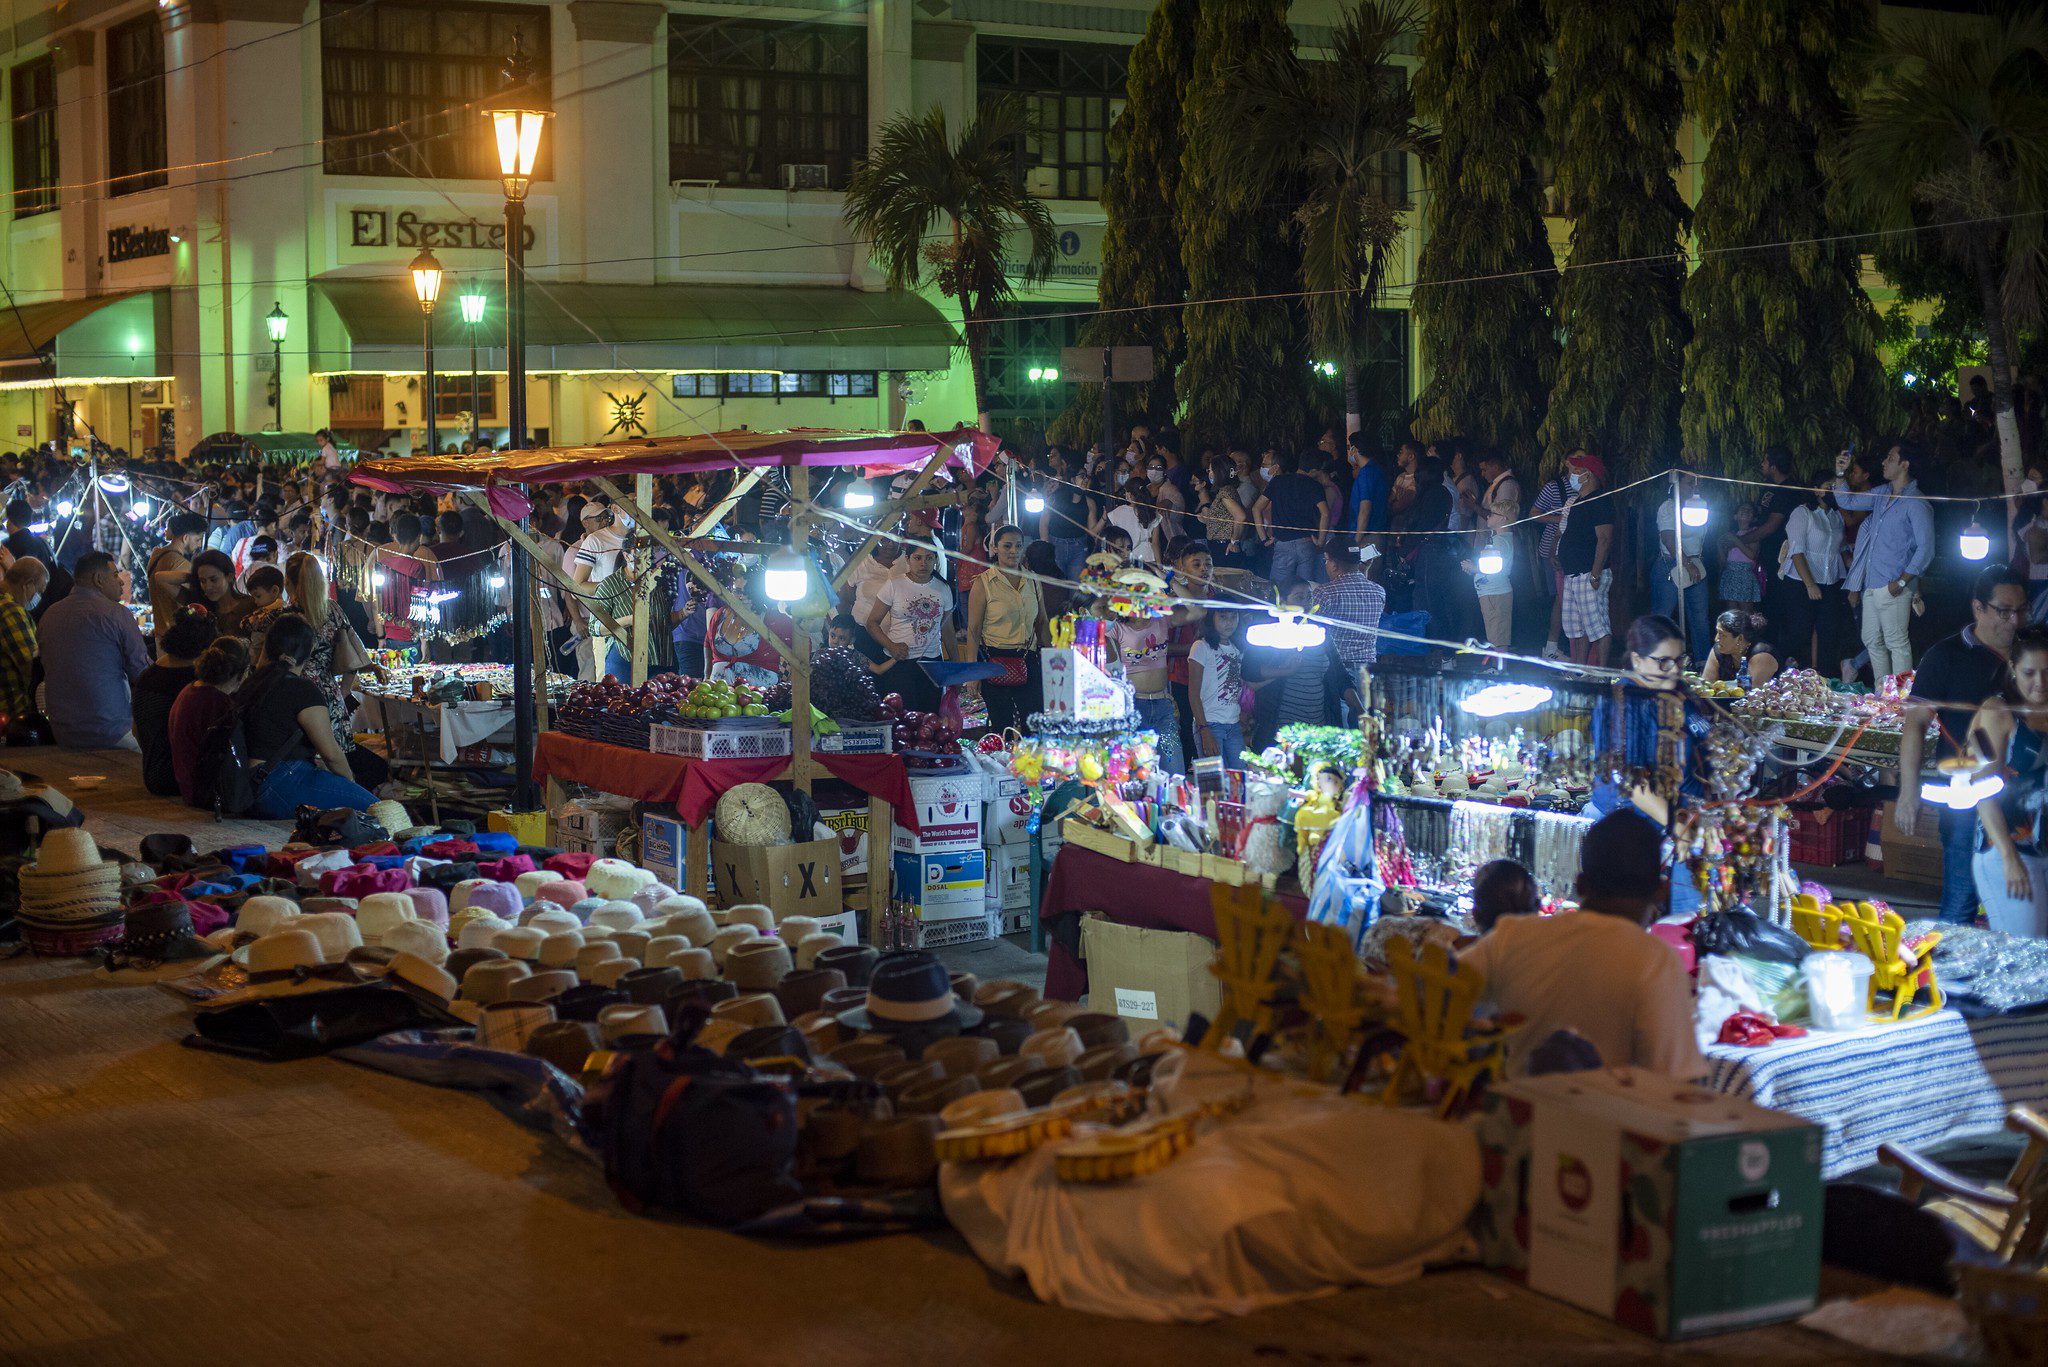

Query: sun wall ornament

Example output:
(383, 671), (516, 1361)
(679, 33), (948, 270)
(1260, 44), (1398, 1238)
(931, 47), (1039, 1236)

(604, 390), (649, 437)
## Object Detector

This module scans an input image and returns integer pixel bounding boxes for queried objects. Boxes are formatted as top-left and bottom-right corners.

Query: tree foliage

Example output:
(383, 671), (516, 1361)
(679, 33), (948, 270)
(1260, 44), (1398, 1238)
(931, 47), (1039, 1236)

(1837, 6), (2048, 493)
(1675, 0), (1895, 474)
(843, 97), (1058, 426)
(1176, 0), (1317, 453)
(1210, 1), (1431, 439)
(1053, 0), (1198, 446)
(1411, 0), (1559, 464)
(1540, 0), (1691, 477)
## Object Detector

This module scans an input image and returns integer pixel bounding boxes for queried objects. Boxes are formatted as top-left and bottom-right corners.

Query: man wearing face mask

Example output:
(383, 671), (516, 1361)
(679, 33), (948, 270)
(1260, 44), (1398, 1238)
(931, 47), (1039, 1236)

(0, 556), (49, 723)
(1146, 455), (1186, 538)
(1254, 449), (1330, 592)
(1556, 450), (1616, 665)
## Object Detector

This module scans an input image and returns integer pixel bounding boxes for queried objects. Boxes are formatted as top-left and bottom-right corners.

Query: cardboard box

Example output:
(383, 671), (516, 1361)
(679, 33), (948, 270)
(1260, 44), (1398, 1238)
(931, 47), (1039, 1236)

(1079, 916), (1220, 1031)
(819, 802), (870, 879)
(1474, 1068), (1824, 1341)
(892, 773), (984, 855)
(984, 775), (1034, 846)
(709, 837), (841, 919)
(993, 844), (1032, 911)
(1040, 646), (1125, 722)
(892, 848), (987, 922)
(635, 807), (689, 891)
(1879, 800), (1944, 885)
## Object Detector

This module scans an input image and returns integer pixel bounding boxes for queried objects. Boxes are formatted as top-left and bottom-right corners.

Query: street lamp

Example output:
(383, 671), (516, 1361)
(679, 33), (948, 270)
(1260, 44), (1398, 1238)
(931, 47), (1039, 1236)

(265, 302), (288, 431)
(485, 40), (552, 809)
(410, 247), (444, 458)
(459, 286), (486, 448)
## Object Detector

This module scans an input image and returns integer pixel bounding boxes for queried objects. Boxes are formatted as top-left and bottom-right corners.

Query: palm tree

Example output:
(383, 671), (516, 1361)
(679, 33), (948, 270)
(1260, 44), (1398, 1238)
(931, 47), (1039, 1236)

(843, 96), (1059, 432)
(1837, 7), (2048, 496)
(1210, 1), (1431, 436)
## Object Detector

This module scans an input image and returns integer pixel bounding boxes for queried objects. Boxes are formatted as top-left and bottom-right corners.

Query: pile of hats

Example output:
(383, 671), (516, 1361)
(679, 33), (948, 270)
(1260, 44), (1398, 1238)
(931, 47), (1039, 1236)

(18, 829), (126, 955)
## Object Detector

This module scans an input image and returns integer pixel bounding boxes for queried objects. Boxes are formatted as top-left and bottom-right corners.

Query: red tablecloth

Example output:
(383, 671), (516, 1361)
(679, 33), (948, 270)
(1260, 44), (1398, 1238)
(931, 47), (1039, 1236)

(1038, 844), (1307, 1002)
(534, 732), (917, 830)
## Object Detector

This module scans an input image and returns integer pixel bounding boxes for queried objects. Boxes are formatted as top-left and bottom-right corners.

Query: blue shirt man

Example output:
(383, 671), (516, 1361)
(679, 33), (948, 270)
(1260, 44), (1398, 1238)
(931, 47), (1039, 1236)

(38, 550), (150, 749)
(1350, 458), (1392, 537)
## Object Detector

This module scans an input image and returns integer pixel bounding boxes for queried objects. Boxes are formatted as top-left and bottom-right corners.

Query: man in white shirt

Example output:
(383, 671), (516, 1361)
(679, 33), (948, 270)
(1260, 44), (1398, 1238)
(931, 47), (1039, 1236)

(570, 501), (632, 681)
(1457, 810), (1707, 1081)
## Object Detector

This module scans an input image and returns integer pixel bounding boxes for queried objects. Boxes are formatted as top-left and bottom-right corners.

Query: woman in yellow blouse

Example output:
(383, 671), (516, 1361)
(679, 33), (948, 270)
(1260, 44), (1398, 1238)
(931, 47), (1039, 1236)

(966, 524), (1048, 734)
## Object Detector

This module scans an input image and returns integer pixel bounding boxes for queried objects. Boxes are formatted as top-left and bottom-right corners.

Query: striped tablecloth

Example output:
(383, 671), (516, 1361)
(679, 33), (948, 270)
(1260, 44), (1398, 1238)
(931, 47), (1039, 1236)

(1707, 1008), (2048, 1177)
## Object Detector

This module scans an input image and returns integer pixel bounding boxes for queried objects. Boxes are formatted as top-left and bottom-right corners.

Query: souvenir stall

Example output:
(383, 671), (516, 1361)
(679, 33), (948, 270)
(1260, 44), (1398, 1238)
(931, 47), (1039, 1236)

(352, 428), (995, 941)
(357, 661), (579, 822)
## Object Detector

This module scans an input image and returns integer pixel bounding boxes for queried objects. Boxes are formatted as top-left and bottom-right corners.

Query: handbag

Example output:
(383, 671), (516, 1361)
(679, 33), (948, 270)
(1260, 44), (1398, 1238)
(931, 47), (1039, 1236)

(984, 649), (1029, 688)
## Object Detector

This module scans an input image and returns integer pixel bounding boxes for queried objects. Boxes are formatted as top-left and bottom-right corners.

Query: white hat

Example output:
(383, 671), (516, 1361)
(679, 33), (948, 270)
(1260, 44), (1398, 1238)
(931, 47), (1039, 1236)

(449, 878), (495, 914)
(537, 932), (586, 969)
(643, 936), (692, 969)
(293, 912), (364, 962)
(656, 894), (710, 919)
(234, 895), (301, 940)
(491, 926), (547, 961)
(708, 924), (759, 969)
(455, 915), (514, 951)
(597, 1003), (668, 1043)
(515, 870), (558, 902)
(657, 906), (718, 947)
(629, 882), (676, 916)
(368, 800), (412, 838)
(384, 950), (457, 1003)
(611, 930), (651, 964)
(588, 957), (636, 989)
(574, 941), (626, 981)
(355, 893), (417, 947)
(795, 932), (844, 971)
(520, 969), (579, 1000)
(292, 849), (355, 889)
(526, 908), (582, 936)
(239, 926), (329, 974)
(585, 858), (653, 903)
(776, 915), (822, 948)
(589, 902), (643, 934)
(477, 1000), (557, 1053)
(726, 904), (774, 934)
(381, 920), (449, 965)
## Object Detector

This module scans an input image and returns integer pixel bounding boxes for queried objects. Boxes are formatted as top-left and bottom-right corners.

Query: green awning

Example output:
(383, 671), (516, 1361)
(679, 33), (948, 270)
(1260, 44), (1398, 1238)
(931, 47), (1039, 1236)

(0, 290), (166, 376)
(308, 278), (959, 375)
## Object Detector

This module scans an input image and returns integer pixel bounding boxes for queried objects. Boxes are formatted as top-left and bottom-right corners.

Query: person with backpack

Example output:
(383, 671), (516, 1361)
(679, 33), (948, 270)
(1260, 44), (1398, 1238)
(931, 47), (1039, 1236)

(229, 613), (377, 818)
(169, 636), (249, 808)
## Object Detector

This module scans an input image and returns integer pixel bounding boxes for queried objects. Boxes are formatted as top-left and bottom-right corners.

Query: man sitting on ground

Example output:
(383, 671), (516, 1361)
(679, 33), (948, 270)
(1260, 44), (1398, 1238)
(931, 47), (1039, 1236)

(1456, 809), (1705, 1080)
(37, 550), (150, 750)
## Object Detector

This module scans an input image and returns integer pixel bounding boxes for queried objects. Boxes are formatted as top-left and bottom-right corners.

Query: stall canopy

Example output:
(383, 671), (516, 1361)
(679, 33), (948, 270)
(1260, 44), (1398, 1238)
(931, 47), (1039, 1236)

(192, 431), (361, 466)
(351, 427), (995, 516)
(309, 278), (959, 375)
(0, 290), (169, 378)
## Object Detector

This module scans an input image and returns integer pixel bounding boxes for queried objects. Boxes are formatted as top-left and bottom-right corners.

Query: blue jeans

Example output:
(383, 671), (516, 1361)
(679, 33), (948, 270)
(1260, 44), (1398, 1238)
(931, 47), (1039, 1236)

(1203, 721), (1245, 767)
(1052, 536), (1089, 581)
(1269, 538), (1321, 592)
(1133, 694), (1186, 778)
(255, 759), (377, 820)
(1649, 556), (1710, 665)
(1940, 806), (1981, 924)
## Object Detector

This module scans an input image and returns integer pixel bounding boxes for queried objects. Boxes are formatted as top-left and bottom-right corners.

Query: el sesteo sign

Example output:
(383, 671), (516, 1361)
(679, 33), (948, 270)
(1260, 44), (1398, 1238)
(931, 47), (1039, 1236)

(107, 225), (171, 264)
(348, 208), (537, 253)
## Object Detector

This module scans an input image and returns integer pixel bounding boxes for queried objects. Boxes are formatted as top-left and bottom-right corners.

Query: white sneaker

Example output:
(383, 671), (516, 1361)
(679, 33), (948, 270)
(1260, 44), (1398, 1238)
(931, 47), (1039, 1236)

(1542, 642), (1566, 661)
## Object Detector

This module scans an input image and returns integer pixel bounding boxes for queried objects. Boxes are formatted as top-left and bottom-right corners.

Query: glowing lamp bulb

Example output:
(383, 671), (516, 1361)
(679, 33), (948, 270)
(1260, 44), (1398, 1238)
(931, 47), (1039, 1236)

(842, 487), (875, 510)
(1475, 544), (1505, 577)
(131, 499), (151, 518)
(1680, 499), (1710, 528)
(764, 550), (808, 603)
(1024, 494), (1046, 515)
(1960, 525), (1991, 561)
(488, 573), (507, 589)
(1245, 611), (1326, 651)
(1459, 683), (1554, 718)
(372, 571), (388, 588)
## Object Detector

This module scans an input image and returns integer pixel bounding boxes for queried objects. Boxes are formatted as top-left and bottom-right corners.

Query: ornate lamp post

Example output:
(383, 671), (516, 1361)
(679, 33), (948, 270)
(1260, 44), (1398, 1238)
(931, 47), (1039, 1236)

(410, 247), (444, 457)
(459, 286), (486, 449)
(265, 302), (288, 430)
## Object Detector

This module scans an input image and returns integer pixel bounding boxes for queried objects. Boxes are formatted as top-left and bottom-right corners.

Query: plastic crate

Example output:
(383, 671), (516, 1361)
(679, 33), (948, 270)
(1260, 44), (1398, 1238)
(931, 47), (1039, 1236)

(916, 912), (998, 949)
(999, 907), (1033, 936)
(649, 720), (793, 761)
(816, 723), (894, 754)
(1787, 804), (1871, 867)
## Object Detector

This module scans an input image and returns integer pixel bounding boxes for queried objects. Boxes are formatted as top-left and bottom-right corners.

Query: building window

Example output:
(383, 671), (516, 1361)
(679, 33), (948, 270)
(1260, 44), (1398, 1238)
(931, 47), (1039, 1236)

(9, 57), (57, 217)
(321, 0), (552, 181)
(668, 18), (867, 189)
(983, 302), (1091, 432)
(977, 40), (1128, 202)
(437, 382), (496, 421)
(106, 17), (167, 196)
(671, 371), (877, 399)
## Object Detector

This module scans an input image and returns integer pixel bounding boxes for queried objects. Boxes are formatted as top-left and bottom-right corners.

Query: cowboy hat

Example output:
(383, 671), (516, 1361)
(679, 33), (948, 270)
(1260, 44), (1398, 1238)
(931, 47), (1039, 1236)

(795, 933), (844, 971)
(834, 952), (983, 1037)
(727, 938), (794, 992)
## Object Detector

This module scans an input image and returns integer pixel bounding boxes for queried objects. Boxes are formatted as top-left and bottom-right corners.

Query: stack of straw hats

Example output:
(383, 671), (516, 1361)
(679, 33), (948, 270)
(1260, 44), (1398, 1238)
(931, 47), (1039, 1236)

(18, 829), (124, 955)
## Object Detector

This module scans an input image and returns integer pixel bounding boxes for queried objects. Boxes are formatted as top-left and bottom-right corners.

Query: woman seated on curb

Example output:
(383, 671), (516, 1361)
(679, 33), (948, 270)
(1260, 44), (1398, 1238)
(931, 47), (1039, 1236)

(169, 636), (250, 808)
(240, 613), (377, 818)
(1701, 609), (1780, 687)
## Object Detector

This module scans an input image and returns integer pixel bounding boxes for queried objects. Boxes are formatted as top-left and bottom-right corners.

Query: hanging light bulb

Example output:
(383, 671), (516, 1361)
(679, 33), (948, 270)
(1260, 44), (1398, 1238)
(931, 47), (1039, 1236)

(26, 521), (50, 535)
(765, 547), (808, 603)
(130, 499), (151, 519)
(1024, 492), (1046, 515)
(372, 570), (388, 588)
(488, 573), (507, 589)
(1475, 541), (1505, 577)
(1960, 520), (1991, 561)
(1680, 497), (1710, 528)
(1460, 682), (1554, 718)
(842, 485), (876, 511)
(55, 500), (74, 518)
(98, 473), (130, 494)
(1245, 610), (1326, 650)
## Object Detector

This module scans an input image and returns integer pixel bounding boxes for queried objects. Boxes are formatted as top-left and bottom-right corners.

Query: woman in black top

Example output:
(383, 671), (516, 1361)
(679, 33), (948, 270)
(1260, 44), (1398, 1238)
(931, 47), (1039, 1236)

(1702, 609), (1781, 687)
(133, 610), (217, 797)
(241, 614), (378, 819)
(1039, 463), (1099, 581)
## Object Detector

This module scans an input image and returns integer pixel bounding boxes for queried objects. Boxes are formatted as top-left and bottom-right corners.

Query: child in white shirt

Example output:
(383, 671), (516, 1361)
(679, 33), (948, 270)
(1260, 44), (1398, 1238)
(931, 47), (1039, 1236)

(1188, 607), (1247, 763)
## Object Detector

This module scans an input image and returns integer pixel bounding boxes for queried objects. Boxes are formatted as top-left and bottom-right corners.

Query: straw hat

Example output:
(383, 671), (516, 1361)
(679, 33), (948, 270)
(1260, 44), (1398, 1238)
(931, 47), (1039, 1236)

(20, 829), (121, 925)
(538, 932), (586, 970)
(477, 1000), (556, 1053)
(519, 969), (579, 1001)
(455, 914), (514, 951)
(629, 882), (676, 917)
(597, 1003), (668, 1043)
(525, 907), (582, 936)
(660, 906), (718, 947)
(233, 895), (301, 941)
(589, 957), (637, 989)
(611, 929), (652, 964)
(291, 912), (364, 963)
(922, 1035), (999, 1080)
(707, 925), (760, 969)
(829, 1040), (908, 1079)
(711, 992), (786, 1029)
(773, 967), (846, 1019)
(445, 947), (507, 982)
(525, 1020), (599, 1075)
(355, 893), (417, 948)
(32, 829), (108, 876)
(726, 904), (775, 934)
(515, 870), (558, 902)
(368, 800), (412, 838)
(620, 965), (684, 1005)
(856, 1116), (940, 1188)
(897, 1074), (977, 1116)
(727, 938), (794, 992)
(795, 933), (844, 971)
(657, 893), (710, 919)
(669, 947), (716, 982)
(1019, 1027), (1085, 1071)
(974, 981), (1041, 1019)
(574, 941), (625, 980)
(815, 944), (879, 987)
(491, 926), (548, 962)
(642, 935), (689, 968)
(1077, 1042), (1138, 1081)
(380, 919), (449, 966)
(877, 1058), (943, 1096)
(1065, 1013), (1131, 1051)
(460, 958), (533, 1005)
(776, 915), (822, 948)
(940, 1088), (1027, 1131)
(589, 902), (643, 934)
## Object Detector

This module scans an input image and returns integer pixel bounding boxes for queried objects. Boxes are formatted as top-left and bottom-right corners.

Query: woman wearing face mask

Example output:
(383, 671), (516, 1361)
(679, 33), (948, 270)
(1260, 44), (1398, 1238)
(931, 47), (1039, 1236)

(1146, 456), (1186, 539)
(1970, 626), (2048, 938)
(966, 525), (1046, 734)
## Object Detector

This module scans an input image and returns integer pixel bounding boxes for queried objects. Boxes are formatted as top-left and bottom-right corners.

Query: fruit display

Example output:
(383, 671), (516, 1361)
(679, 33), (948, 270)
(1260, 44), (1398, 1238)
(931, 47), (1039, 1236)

(811, 646), (886, 722)
(679, 677), (775, 720)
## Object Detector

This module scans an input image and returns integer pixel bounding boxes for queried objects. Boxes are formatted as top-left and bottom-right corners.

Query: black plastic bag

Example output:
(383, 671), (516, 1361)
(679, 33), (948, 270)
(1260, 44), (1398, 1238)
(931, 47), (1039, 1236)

(1690, 908), (1810, 965)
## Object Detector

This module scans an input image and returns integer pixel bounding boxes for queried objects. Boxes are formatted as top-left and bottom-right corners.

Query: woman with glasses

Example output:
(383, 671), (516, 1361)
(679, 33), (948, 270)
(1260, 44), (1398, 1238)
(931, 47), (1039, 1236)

(1586, 615), (1712, 916)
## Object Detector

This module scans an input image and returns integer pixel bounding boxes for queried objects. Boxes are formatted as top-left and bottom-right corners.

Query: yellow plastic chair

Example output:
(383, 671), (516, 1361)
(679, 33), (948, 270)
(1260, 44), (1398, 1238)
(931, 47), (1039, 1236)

(1839, 900), (1944, 1021)
(1382, 937), (1511, 1117)
(1788, 893), (1841, 951)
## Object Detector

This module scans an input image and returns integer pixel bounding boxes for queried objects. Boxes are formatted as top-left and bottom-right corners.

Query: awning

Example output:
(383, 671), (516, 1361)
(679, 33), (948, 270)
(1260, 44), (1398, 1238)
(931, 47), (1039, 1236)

(350, 426), (995, 515)
(309, 278), (959, 375)
(0, 290), (166, 376)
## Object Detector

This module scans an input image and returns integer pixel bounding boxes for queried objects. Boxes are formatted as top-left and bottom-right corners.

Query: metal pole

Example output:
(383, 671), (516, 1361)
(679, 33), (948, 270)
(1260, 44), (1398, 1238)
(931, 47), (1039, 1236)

(506, 196), (536, 809)
(1099, 346), (1114, 473)
(421, 311), (437, 459)
(469, 321), (480, 449)
(271, 339), (282, 430)
(1669, 469), (1688, 661)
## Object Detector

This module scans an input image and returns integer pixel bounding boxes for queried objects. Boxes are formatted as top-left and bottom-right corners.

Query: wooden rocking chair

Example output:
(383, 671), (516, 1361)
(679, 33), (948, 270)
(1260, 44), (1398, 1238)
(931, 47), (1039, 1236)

(1381, 937), (1511, 1117)
(1788, 892), (1841, 952)
(1839, 900), (1944, 1021)
(1878, 1107), (2048, 1269)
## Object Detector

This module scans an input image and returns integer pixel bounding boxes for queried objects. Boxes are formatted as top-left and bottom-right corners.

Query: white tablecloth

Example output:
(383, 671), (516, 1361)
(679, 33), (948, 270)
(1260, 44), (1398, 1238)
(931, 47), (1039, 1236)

(360, 694), (517, 764)
(1707, 1007), (2048, 1177)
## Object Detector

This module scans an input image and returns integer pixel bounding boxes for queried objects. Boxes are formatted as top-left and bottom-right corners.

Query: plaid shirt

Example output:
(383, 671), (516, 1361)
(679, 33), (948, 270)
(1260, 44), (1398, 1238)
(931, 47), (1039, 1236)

(1532, 477), (1568, 560)
(0, 596), (34, 716)
(1311, 571), (1386, 665)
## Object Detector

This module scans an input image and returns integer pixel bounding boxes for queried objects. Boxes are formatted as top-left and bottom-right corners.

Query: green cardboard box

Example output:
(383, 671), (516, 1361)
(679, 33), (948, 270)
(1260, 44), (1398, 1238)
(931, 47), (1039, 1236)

(1473, 1067), (1823, 1340)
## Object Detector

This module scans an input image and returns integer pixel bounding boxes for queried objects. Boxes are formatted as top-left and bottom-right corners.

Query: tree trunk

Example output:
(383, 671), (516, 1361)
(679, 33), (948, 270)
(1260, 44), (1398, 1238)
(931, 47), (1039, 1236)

(1977, 258), (2023, 498)
(962, 297), (993, 435)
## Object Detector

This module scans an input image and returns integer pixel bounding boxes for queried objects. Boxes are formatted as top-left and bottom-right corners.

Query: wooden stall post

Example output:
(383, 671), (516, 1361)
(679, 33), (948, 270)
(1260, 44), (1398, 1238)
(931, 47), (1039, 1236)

(788, 464), (817, 798)
(830, 444), (957, 593)
(592, 478), (789, 664)
(629, 472), (653, 686)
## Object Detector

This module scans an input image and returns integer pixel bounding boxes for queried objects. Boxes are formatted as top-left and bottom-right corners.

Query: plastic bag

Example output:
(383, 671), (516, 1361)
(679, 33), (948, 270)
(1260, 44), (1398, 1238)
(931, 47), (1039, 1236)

(1689, 908), (1809, 965)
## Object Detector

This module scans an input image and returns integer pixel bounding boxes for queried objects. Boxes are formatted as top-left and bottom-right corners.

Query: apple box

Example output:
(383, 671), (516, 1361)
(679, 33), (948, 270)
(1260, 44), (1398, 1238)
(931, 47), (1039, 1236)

(1474, 1068), (1823, 1340)
(709, 837), (841, 919)
(891, 848), (986, 922)
(993, 844), (1032, 911)
(891, 773), (984, 855)
(984, 775), (1033, 846)
(635, 806), (690, 891)
(818, 803), (870, 878)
